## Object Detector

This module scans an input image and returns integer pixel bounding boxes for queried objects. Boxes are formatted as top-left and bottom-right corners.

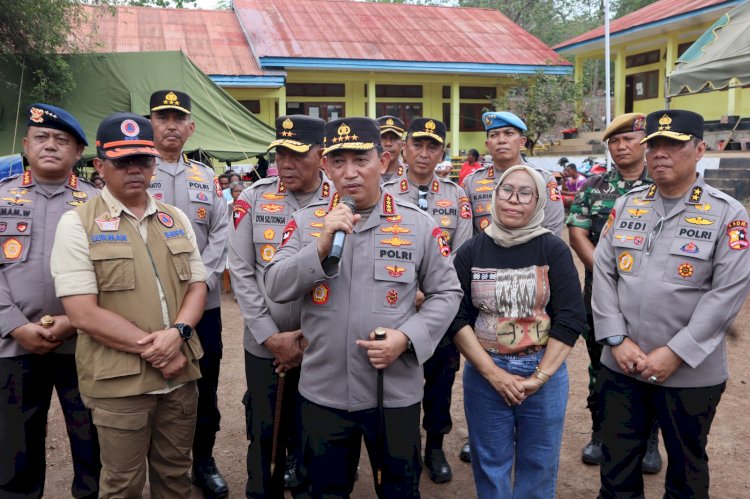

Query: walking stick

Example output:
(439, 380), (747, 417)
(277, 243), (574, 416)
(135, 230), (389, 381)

(270, 371), (286, 477)
(374, 327), (387, 487)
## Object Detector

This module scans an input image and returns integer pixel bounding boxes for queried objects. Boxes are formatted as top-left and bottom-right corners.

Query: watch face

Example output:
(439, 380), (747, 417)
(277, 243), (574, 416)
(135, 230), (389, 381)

(175, 323), (192, 340)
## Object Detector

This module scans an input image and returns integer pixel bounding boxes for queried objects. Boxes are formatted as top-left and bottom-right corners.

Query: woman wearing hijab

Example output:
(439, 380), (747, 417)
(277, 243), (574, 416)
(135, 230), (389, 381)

(450, 165), (586, 499)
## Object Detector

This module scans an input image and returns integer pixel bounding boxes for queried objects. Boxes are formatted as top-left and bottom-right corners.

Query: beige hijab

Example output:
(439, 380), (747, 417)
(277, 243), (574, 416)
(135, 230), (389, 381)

(484, 164), (550, 247)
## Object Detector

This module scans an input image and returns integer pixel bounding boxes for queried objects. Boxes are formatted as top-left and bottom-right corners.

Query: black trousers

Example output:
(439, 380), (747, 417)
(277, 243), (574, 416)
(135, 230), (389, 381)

(421, 334), (460, 441)
(193, 307), (223, 460)
(0, 353), (100, 498)
(300, 397), (422, 499)
(243, 351), (303, 499)
(597, 366), (725, 499)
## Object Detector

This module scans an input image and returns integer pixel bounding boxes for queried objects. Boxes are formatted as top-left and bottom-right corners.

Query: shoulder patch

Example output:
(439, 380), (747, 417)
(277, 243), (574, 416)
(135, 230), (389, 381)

(233, 199), (250, 229)
(280, 219), (297, 248)
(727, 220), (748, 250)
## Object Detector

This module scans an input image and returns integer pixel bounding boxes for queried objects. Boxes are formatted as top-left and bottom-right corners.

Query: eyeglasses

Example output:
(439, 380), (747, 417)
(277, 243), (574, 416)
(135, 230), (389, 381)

(496, 185), (537, 204)
(417, 185), (429, 211)
(108, 156), (156, 170)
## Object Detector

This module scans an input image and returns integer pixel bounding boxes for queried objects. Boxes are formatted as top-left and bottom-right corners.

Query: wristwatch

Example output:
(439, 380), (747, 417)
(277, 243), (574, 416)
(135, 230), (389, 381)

(172, 323), (193, 342)
(606, 335), (625, 346)
(406, 338), (415, 354)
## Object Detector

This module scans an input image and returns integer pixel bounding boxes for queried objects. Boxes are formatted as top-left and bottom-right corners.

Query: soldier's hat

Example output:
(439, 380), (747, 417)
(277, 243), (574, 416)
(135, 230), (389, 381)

(377, 115), (405, 137)
(602, 113), (646, 141)
(149, 90), (191, 114)
(96, 112), (160, 159)
(27, 103), (88, 146)
(641, 109), (703, 144)
(407, 118), (446, 144)
(482, 111), (527, 133)
(322, 117), (380, 156)
(267, 115), (325, 153)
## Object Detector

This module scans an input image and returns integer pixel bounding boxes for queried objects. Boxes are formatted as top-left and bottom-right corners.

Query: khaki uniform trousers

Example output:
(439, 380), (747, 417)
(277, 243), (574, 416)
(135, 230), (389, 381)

(82, 381), (198, 498)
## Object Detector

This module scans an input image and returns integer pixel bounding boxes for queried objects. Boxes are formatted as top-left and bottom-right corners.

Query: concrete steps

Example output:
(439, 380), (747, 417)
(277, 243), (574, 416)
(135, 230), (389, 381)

(703, 157), (750, 199)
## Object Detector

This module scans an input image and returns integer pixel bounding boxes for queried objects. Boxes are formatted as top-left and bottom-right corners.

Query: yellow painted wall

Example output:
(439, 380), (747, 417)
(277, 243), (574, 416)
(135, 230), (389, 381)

(224, 71), (510, 155)
(573, 20), (750, 121)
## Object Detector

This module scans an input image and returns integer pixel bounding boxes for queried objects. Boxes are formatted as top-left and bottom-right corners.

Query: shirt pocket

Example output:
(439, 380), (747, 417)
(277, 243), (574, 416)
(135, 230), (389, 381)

(611, 236), (644, 277)
(662, 238), (714, 288)
(90, 243), (135, 291)
(372, 262), (415, 314)
(164, 237), (194, 281)
(188, 188), (212, 225)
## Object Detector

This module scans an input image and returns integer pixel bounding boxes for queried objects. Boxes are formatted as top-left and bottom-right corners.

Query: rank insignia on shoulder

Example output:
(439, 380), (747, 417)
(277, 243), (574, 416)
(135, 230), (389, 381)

(383, 193), (395, 214)
(400, 179), (409, 193)
(689, 186), (703, 203)
(645, 184), (657, 199)
(2, 238), (22, 260)
(311, 283), (330, 304)
(278, 181), (287, 193)
(157, 211), (174, 228)
(431, 180), (440, 193)
(321, 182), (330, 198)
(726, 220), (748, 250)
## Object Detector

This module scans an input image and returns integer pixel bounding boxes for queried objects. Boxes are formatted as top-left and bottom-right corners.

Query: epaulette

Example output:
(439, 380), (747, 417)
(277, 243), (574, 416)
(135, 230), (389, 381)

(381, 177), (400, 188)
(437, 175), (459, 188)
(703, 184), (739, 205)
(463, 164), (491, 183)
(392, 197), (435, 222)
(626, 184), (651, 195)
(186, 156), (215, 172)
(0, 172), (23, 185)
(247, 176), (279, 191)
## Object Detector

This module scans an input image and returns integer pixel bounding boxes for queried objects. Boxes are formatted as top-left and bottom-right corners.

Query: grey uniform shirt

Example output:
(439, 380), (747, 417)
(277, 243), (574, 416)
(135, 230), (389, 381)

(383, 171), (473, 255)
(0, 172), (99, 357)
(148, 155), (229, 310)
(263, 191), (463, 411)
(593, 176), (750, 387)
(228, 174), (335, 358)
(462, 163), (564, 236)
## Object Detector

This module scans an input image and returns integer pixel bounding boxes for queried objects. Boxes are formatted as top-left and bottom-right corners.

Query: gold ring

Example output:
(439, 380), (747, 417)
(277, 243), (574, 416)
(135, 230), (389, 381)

(40, 315), (54, 329)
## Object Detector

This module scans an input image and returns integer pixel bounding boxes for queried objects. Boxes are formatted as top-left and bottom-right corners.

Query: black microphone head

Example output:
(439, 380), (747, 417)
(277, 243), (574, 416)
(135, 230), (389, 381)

(341, 196), (356, 212)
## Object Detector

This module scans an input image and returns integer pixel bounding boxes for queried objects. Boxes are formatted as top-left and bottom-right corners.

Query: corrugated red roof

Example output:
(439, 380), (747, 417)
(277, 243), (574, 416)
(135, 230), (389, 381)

(234, 0), (568, 66)
(74, 5), (265, 76)
(554, 0), (732, 50)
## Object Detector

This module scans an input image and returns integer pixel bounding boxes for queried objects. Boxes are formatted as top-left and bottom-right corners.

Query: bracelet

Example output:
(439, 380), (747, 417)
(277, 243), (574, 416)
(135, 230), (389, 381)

(534, 367), (551, 384)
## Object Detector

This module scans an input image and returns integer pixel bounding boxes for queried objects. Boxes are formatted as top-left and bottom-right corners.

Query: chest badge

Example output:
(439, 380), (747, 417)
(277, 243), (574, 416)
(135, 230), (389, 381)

(312, 283), (330, 304)
(685, 216), (713, 225)
(16, 222), (28, 232)
(440, 216), (450, 226)
(95, 213), (121, 232)
(68, 191), (88, 207)
(262, 192), (285, 201)
(2, 238), (22, 260)
(260, 244), (276, 262)
(677, 263), (694, 278)
(627, 208), (648, 218)
(157, 211), (174, 228)
(263, 228), (275, 240)
(314, 209), (327, 218)
(381, 236), (411, 247)
(694, 203), (711, 212)
(197, 207), (207, 220)
(385, 215), (402, 223)
(386, 265), (406, 278)
(261, 203), (284, 213)
(381, 225), (410, 234)
(385, 289), (398, 305)
(617, 251), (634, 272)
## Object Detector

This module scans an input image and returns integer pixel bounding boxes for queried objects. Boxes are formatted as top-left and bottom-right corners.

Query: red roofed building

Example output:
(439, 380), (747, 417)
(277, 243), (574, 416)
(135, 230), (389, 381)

(77, 0), (570, 154)
(555, 0), (745, 120)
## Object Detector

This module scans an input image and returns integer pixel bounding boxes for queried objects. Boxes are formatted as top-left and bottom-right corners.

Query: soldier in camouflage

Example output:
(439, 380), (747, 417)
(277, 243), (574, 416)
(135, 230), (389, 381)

(566, 113), (661, 473)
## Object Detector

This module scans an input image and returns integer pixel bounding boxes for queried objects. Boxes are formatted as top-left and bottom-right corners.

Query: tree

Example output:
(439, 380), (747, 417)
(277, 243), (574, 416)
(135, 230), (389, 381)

(0, 0), (93, 102)
(492, 72), (584, 155)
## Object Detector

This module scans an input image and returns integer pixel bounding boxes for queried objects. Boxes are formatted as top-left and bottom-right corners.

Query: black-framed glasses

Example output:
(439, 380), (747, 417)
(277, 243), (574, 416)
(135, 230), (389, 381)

(417, 184), (429, 211)
(108, 156), (156, 170)
(497, 185), (537, 204)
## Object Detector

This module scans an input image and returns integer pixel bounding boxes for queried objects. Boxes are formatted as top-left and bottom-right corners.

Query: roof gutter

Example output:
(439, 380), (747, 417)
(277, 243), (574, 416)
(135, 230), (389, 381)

(210, 75), (286, 88)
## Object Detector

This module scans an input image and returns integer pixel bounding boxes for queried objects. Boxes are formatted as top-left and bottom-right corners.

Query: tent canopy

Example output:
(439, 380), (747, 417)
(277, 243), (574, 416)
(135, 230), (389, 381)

(0, 51), (274, 162)
(667, 1), (750, 97)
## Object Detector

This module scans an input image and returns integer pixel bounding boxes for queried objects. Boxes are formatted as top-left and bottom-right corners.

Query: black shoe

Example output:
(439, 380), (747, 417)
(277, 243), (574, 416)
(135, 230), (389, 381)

(581, 439), (604, 465)
(459, 441), (471, 463)
(193, 457), (229, 499)
(425, 448), (452, 484)
(284, 455), (302, 489)
(642, 427), (663, 474)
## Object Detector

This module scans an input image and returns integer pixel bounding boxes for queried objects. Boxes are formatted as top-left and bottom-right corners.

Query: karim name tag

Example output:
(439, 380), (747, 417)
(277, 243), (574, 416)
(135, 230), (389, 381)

(95, 215), (120, 231)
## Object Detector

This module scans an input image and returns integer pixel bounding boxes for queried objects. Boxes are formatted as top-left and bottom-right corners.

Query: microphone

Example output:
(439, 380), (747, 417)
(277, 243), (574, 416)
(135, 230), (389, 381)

(328, 196), (356, 264)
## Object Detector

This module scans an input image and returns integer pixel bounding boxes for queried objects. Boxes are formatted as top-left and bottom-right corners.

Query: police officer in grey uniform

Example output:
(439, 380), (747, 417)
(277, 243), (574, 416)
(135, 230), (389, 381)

(229, 115), (332, 498)
(264, 117), (463, 498)
(383, 117), (472, 484)
(0, 104), (100, 498)
(148, 90), (230, 498)
(377, 115), (405, 183)
(593, 110), (750, 498)
(462, 111), (564, 236)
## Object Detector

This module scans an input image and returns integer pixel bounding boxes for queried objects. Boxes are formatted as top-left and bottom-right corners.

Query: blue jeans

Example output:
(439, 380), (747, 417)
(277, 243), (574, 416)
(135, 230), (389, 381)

(463, 349), (568, 499)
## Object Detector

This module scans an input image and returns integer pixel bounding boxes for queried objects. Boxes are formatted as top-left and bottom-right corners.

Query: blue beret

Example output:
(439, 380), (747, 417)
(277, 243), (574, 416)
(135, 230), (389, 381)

(482, 111), (527, 133)
(27, 103), (88, 146)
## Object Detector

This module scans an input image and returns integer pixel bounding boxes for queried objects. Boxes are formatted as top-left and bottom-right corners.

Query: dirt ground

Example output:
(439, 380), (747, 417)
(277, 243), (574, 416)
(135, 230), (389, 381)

(42, 241), (750, 498)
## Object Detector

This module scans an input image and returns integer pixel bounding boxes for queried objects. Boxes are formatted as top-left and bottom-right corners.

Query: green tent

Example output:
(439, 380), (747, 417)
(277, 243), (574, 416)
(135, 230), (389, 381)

(0, 51), (274, 162)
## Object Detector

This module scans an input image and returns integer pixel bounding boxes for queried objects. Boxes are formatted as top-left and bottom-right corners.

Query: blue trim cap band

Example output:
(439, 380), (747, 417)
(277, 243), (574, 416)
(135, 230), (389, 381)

(482, 111), (527, 132)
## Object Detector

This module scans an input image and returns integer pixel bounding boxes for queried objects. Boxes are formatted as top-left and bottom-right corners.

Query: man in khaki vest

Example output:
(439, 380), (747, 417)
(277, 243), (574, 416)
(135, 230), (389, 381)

(51, 112), (208, 497)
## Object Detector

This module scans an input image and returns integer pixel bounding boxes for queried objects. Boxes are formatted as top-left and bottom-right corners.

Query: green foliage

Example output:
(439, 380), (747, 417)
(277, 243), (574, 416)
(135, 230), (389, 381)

(492, 72), (584, 155)
(0, 0), (91, 102)
(107, 0), (197, 7)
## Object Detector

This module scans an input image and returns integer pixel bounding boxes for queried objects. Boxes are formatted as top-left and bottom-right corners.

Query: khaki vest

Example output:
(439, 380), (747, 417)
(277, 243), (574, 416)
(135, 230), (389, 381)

(74, 195), (203, 398)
